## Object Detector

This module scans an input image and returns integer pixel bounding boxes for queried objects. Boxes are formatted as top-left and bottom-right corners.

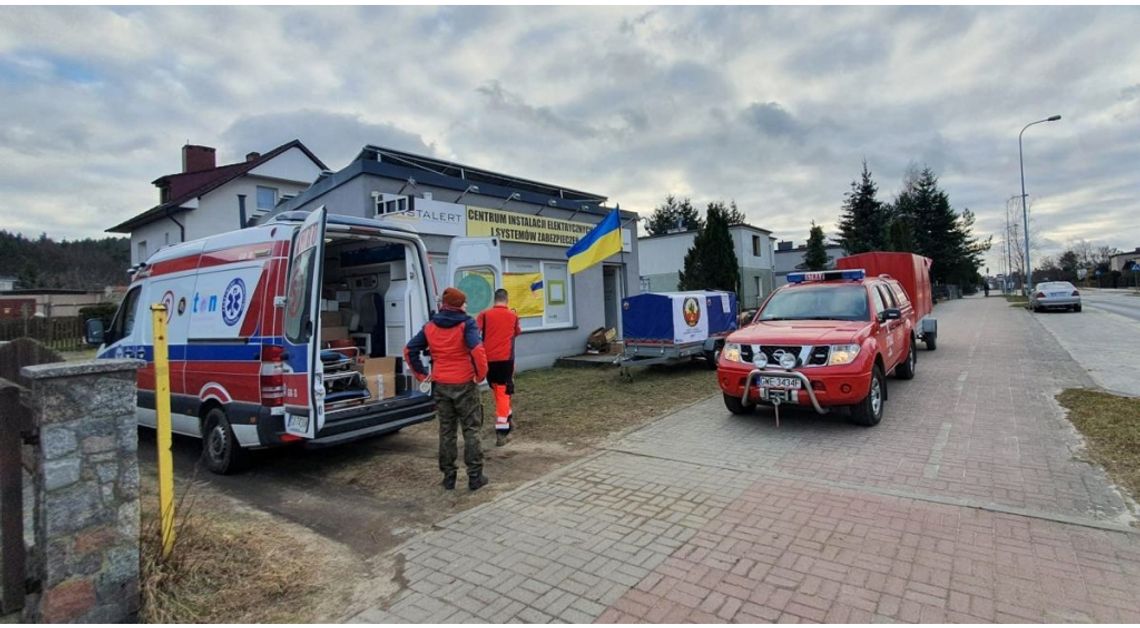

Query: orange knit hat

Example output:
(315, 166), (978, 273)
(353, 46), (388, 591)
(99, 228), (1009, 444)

(441, 287), (466, 309)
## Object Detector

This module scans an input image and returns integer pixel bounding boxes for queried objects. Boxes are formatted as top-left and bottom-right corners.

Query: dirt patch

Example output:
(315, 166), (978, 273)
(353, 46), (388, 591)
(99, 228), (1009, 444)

(1058, 388), (1140, 504)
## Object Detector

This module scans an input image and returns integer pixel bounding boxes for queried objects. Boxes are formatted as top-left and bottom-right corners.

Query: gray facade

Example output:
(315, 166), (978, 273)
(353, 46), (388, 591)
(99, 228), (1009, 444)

(773, 240), (848, 285)
(637, 225), (776, 309)
(262, 147), (639, 371)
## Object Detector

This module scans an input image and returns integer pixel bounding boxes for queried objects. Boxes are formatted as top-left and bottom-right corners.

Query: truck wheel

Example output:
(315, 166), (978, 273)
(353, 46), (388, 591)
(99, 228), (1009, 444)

(895, 337), (917, 380)
(849, 365), (885, 427)
(202, 407), (249, 475)
(723, 393), (750, 415)
(924, 333), (937, 351)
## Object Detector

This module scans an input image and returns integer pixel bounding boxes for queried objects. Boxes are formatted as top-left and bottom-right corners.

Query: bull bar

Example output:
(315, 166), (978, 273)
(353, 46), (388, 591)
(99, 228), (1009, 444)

(741, 368), (829, 415)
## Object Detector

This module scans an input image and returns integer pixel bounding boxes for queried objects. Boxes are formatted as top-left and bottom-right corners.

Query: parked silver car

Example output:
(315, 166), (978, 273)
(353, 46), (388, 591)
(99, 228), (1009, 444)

(1030, 281), (1082, 312)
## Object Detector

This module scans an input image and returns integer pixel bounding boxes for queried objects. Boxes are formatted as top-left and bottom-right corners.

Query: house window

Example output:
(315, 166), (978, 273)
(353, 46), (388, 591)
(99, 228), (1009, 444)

(504, 258), (574, 331)
(752, 235), (761, 257)
(137, 240), (147, 263)
(256, 186), (278, 211)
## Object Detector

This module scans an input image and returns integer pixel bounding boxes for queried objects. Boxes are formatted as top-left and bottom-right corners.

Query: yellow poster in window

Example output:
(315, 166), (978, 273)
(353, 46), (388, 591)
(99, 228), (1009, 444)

(503, 272), (545, 318)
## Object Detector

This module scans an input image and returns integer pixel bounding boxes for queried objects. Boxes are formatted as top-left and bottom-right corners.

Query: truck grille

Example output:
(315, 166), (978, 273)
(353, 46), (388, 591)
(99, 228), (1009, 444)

(741, 345), (830, 367)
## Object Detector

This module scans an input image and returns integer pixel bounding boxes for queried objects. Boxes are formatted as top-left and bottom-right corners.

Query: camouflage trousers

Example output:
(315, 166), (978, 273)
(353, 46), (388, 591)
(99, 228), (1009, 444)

(435, 382), (483, 476)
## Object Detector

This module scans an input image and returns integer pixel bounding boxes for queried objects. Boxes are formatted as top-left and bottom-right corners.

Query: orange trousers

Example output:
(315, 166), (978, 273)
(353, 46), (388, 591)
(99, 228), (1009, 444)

(491, 383), (512, 432)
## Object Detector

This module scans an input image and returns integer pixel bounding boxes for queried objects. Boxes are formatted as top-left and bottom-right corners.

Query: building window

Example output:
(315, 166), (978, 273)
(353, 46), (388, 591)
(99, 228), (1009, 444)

(752, 235), (761, 257)
(504, 258), (574, 331)
(137, 240), (147, 263)
(164, 232), (170, 246)
(256, 186), (278, 211)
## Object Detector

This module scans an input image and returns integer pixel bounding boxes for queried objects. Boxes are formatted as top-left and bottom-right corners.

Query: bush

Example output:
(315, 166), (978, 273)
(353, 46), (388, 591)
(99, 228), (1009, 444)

(79, 302), (118, 325)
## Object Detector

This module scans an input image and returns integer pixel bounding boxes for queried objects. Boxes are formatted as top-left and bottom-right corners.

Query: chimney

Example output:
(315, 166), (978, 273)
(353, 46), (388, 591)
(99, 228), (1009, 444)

(246, 151), (261, 162)
(182, 144), (216, 173)
(777, 240), (793, 252)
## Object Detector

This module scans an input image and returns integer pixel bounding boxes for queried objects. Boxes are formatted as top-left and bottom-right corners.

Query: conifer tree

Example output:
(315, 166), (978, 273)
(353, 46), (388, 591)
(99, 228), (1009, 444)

(803, 222), (829, 271)
(678, 202), (741, 293)
(835, 160), (889, 253)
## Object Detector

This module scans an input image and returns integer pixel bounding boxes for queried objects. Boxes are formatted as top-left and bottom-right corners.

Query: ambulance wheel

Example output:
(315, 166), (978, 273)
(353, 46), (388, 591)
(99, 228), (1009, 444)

(723, 393), (750, 415)
(202, 408), (249, 475)
(895, 336), (917, 380)
(849, 366), (884, 427)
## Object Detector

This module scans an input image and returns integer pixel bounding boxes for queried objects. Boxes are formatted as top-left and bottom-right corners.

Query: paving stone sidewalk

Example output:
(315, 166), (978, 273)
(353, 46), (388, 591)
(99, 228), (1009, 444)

(348, 297), (1140, 623)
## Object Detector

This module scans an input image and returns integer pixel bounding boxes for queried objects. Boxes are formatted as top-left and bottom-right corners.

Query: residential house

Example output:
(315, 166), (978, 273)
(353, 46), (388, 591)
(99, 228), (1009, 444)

(774, 240), (848, 286)
(638, 224), (776, 309)
(107, 140), (327, 265)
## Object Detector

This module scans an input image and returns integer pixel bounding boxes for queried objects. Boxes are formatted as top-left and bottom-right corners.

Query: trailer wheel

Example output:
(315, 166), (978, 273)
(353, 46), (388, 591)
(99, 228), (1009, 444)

(202, 407), (249, 475)
(703, 350), (719, 370)
(924, 333), (937, 351)
(723, 393), (750, 415)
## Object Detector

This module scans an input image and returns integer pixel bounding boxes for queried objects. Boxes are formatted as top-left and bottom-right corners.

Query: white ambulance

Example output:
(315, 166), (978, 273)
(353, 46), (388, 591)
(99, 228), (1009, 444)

(89, 207), (501, 473)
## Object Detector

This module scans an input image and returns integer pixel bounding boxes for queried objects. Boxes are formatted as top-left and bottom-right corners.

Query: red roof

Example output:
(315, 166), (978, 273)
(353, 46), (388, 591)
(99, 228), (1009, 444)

(107, 139), (327, 233)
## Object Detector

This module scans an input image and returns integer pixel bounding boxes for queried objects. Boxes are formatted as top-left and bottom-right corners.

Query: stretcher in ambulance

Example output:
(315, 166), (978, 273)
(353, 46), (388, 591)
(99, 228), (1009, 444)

(87, 207), (501, 473)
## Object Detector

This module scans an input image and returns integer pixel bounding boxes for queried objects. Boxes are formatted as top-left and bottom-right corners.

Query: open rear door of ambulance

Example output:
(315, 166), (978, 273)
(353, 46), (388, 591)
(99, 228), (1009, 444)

(282, 206), (327, 438)
(446, 237), (502, 314)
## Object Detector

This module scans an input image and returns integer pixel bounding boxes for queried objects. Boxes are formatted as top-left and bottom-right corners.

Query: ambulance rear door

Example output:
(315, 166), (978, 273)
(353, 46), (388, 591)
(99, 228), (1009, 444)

(282, 206), (328, 438)
(446, 237), (502, 314)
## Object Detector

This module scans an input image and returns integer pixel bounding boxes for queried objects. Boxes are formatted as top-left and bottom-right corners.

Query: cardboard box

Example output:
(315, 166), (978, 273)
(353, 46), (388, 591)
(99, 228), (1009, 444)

(321, 311), (343, 327)
(362, 357), (397, 400)
(323, 326), (349, 342)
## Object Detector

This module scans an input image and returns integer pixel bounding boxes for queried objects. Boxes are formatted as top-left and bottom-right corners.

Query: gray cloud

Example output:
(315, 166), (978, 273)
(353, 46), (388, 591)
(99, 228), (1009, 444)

(0, 5), (1136, 273)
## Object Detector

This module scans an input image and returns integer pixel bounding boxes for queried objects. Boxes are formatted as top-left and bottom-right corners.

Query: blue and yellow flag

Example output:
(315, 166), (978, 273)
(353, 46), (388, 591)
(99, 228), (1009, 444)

(567, 208), (622, 274)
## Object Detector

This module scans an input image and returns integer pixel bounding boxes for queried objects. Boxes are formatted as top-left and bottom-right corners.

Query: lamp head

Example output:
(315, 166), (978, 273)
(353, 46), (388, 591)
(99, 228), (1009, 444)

(1047, 115), (1061, 122)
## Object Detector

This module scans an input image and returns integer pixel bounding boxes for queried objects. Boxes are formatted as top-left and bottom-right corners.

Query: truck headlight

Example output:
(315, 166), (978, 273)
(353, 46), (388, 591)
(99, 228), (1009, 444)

(721, 342), (742, 363)
(828, 344), (861, 366)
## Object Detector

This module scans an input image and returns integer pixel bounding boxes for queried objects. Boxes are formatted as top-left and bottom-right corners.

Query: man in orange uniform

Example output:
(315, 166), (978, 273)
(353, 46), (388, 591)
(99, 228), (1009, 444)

(477, 289), (521, 447)
(405, 287), (490, 491)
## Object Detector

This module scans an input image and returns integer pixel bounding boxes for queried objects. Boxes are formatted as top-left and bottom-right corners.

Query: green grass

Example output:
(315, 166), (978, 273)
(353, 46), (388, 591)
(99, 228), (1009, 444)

(480, 364), (717, 445)
(1057, 389), (1140, 503)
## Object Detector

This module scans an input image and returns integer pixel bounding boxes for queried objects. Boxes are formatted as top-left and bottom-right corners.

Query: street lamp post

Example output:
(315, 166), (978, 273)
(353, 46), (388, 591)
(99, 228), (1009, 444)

(1019, 114), (1062, 293)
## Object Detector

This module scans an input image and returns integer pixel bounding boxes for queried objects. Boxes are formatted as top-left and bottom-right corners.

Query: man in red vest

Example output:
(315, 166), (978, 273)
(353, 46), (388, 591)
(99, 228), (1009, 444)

(477, 289), (521, 447)
(405, 287), (490, 491)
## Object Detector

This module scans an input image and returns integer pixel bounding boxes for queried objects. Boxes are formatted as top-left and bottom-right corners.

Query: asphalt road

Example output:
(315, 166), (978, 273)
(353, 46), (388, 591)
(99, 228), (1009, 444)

(1079, 289), (1140, 322)
(1032, 289), (1140, 396)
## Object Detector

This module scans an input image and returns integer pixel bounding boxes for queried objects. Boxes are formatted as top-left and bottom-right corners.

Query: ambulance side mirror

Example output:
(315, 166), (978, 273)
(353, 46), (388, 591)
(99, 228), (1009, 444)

(274, 296), (287, 309)
(85, 318), (105, 346)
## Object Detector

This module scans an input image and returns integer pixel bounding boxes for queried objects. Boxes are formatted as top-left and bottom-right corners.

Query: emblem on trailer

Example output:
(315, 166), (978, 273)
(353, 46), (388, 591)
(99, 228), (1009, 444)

(682, 296), (701, 327)
(221, 278), (246, 326)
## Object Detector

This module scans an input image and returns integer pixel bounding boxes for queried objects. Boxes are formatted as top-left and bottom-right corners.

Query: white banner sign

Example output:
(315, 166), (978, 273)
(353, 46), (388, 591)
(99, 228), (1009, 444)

(376, 197), (467, 237)
(671, 294), (709, 344)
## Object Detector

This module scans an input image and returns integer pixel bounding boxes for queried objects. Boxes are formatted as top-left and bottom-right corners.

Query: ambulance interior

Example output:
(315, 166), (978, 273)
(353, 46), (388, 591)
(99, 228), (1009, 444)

(315, 237), (428, 411)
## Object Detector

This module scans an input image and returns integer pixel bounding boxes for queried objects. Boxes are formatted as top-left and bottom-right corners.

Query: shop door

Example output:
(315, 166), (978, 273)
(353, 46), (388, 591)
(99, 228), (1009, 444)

(603, 265), (623, 337)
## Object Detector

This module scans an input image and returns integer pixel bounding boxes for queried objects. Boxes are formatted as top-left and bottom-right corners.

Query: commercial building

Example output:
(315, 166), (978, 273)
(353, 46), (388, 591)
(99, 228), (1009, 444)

(774, 240), (848, 286)
(108, 140), (327, 265)
(637, 224), (776, 309)
(260, 146), (639, 371)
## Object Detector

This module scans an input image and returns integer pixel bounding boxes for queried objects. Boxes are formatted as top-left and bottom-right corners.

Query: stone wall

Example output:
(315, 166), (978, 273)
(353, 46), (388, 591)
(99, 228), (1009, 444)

(19, 359), (142, 623)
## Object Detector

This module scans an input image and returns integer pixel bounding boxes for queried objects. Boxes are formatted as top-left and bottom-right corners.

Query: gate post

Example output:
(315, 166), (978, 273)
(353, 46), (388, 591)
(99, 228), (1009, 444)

(19, 359), (143, 623)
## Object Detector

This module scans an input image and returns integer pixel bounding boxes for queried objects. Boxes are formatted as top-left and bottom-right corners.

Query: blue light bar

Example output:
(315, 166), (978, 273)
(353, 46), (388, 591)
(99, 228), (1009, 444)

(787, 269), (866, 283)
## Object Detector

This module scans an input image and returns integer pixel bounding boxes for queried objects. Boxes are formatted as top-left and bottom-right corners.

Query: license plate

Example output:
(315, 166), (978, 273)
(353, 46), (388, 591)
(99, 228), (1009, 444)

(1049, 292), (1066, 298)
(287, 414), (309, 433)
(759, 376), (802, 390)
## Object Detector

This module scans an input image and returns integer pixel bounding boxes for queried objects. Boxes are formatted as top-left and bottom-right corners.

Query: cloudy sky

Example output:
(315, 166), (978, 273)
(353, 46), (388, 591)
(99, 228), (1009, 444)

(2, 6), (1138, 271)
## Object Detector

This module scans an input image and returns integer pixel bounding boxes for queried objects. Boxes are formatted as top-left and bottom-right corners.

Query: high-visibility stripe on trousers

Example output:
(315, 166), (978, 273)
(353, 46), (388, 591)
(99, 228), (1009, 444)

(492, 383), (511, 432)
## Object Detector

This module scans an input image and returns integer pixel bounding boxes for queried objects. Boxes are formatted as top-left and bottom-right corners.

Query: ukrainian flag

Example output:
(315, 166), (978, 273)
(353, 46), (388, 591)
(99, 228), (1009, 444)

(567, 208), (622, 274)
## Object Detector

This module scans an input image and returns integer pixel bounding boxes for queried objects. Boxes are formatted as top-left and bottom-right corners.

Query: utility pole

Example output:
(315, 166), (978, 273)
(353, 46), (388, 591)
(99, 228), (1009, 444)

(1018, 115), (1062, 293)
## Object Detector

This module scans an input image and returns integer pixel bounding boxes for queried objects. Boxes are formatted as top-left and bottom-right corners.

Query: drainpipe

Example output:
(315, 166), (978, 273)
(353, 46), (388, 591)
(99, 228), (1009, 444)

(166, 208), (185, 243)
(238, 194), (248, 228)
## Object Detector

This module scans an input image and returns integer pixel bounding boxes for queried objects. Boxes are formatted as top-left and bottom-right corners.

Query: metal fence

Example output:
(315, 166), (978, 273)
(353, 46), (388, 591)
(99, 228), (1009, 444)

(0, 318), (85, 353)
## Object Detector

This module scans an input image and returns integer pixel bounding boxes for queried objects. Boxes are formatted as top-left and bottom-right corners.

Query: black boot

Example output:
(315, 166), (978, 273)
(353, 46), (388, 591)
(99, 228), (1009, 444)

(441, 472), (457, 490)
(468, 473), (489, 491)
